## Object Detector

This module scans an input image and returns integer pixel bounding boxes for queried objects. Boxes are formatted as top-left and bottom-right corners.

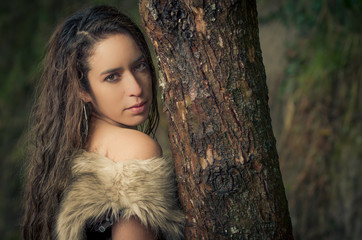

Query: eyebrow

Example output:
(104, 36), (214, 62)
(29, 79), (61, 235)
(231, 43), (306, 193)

(132, 55), (145, 64)
(100, 55), (145, 76)
(100, 67), (122, 76)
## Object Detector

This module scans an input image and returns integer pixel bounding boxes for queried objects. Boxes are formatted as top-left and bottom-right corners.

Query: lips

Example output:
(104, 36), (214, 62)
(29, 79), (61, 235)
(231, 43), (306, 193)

(126, 101), (147, 114)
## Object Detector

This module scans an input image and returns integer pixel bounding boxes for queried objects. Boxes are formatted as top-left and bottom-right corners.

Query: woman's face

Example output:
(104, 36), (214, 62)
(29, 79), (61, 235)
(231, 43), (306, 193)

(85, 34), (152, 128)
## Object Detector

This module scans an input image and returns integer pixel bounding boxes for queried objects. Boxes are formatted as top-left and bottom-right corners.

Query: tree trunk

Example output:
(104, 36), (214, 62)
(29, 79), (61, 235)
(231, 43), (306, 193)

(139, 0), (293, 239)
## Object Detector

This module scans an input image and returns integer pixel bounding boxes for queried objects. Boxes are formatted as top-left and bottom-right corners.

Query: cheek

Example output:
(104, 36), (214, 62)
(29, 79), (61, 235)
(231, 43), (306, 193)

(92, 85), (120, 107)
(148, 82), (153, 98)
(146, 76), (153, 97)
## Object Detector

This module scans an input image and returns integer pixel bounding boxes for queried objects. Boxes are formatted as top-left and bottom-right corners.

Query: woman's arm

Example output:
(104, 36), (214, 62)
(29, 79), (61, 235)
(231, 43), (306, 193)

(105, 128), (162, 239)
(56, 128), (183, 240)
(112, 217), (157, 240)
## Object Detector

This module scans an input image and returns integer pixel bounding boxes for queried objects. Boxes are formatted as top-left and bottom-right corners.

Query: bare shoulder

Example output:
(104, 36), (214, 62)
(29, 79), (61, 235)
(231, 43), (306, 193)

(105, 127), (162, 162)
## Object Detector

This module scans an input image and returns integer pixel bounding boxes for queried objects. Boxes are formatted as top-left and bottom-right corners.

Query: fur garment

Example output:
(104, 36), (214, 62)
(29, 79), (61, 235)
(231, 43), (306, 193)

(55, 151), (184, 240)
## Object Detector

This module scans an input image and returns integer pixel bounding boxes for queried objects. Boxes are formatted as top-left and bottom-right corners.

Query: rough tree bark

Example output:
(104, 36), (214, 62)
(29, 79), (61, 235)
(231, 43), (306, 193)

(139, 0), (293, 239)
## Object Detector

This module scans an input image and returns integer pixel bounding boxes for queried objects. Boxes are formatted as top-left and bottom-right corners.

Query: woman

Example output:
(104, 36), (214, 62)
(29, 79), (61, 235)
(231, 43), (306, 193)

(23, 5), (184, 240)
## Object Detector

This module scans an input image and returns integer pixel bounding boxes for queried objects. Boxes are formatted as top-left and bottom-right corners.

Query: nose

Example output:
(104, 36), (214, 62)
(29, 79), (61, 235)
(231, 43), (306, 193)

(125, 71), (142, 97)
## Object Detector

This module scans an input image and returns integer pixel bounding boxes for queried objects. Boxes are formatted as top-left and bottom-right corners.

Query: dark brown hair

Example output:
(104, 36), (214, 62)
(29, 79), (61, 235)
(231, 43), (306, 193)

(23, 6), (159, 239)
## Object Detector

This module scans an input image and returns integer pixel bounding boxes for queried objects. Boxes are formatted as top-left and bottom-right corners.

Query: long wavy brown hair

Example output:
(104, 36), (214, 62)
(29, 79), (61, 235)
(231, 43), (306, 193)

(22, 6), (159, 239)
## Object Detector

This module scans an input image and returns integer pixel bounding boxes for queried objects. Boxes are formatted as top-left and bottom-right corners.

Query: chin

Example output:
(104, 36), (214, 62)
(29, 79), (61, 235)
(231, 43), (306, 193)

(126, 117), (148, 128)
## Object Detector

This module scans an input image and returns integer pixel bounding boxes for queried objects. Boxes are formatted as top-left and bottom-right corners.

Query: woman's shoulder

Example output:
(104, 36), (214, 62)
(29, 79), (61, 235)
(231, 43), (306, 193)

(108, 127), (162, 162)
(89, 125), (162, 163)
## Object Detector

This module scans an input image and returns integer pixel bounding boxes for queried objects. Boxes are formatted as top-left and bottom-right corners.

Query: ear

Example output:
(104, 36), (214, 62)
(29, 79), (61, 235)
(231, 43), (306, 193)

(79, 91), (92, 103)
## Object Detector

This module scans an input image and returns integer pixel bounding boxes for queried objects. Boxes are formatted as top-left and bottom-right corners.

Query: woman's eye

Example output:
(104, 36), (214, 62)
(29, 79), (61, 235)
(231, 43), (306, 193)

(104, 73), (120, 82)
(134, 62), (148, 73)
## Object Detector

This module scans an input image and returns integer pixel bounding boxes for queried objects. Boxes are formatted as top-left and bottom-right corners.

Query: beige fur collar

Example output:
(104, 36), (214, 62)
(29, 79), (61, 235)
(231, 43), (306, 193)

(55, 151), (184, 240)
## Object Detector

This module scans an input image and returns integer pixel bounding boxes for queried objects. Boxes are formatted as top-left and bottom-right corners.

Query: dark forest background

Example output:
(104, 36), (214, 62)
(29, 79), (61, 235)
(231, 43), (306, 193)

(0, 0), (360, 239)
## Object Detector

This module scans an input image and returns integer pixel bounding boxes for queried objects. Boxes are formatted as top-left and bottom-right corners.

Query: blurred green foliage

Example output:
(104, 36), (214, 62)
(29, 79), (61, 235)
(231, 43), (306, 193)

(273, 1), (361, 239)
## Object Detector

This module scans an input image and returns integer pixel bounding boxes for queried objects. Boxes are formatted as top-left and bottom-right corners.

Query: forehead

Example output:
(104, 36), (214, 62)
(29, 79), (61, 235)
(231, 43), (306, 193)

(88, 33), (142, 68)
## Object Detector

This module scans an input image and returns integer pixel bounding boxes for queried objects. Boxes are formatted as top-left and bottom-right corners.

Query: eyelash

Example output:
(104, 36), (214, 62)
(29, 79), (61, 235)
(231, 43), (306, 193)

(104, 72), (120, 82)
(134, 61), (148, 72)
(104, 60), (148, 82)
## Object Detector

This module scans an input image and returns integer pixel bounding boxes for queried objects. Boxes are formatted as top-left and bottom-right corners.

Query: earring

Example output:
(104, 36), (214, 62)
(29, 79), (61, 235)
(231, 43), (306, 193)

(82, 102), (88, 140)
